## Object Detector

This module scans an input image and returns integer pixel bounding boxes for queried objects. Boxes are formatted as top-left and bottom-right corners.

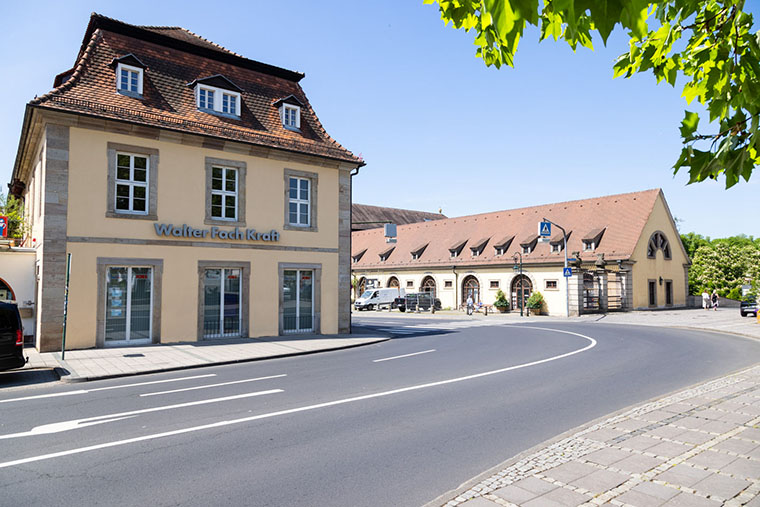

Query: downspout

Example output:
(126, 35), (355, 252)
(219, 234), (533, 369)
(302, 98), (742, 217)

(349, 165), (361, 334)
(452, 266), (458, 310)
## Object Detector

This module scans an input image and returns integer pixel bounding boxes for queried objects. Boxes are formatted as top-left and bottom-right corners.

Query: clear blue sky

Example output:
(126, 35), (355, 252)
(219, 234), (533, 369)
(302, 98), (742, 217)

(2, 1), (758, 239)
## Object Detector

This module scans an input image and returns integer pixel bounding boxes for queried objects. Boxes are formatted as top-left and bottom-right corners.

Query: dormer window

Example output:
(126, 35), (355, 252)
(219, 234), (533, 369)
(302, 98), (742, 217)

(274, 95), (305, 131)
(188, 75), (243, 118)
(520, 235), (538, 255)
(352, 249), (367, 264)
(552, 243), (561, 253)
(111, 54), (147, 98)
(379, 247), (395, 262)
(449, 240), (467, 258)
(549, 231), (570, 253)
(470, 238), (489, 257)
(493, 236), (514, 256)
(410, 243), (428, 260)
(582, 228), (605, 253)
(283, 104), (301, 129)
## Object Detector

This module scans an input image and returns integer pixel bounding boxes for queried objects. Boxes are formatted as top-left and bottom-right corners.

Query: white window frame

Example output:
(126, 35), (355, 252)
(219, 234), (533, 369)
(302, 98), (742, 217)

(489, 280), (500, 289)
(196, 84), (241, 117)
(288, 177), (311, 227)
(116, 63), (143, 96)
(406, 280), (414, 288)
(583, 240), (595, 252)
(281, 104), (301, 129)
(551, 243), (562, 253)
(114, 152), (149, 215)
(522, 245), (532, 254)
(210, 166), (238, 221)
(104, 266), (153, 345)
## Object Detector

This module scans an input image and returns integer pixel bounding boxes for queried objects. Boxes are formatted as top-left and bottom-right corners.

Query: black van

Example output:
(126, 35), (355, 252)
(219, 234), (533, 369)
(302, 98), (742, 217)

(0, 302), (26, 371)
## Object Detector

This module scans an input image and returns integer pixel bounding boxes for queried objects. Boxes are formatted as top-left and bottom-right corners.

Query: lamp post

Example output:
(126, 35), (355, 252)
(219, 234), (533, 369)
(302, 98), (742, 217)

(512, 252), (523, 317)
(542, 217), (570, 317)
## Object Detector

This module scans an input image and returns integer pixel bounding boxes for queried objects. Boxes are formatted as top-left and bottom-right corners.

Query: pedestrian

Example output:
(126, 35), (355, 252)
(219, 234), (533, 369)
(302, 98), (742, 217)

(711, 290), (719, 311)
(701, 290), (710, 310)
(466, 294), (474, 316)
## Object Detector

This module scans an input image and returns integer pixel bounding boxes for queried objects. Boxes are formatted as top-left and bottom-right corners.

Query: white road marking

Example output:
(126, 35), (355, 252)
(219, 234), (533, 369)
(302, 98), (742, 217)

(140, 374), (287, 397)
(373, 350), (436, 362)
(0, 374), (218, 405)
(0, 326), (595, 468)
(0, 389), (283, 440)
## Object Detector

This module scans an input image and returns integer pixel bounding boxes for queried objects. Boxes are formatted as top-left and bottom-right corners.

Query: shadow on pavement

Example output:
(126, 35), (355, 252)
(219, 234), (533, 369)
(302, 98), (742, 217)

(0, 368), (59, 388)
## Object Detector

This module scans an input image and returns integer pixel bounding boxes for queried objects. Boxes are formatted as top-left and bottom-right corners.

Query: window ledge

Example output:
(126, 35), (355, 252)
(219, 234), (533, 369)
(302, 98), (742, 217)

(117, 90), (144, 99)
(198, 108), (240, 120)
(283, 125), (302, 133)
(204, 218), (246, 228)
(106, 211), (157, 221)
(284, 223), (318, 232)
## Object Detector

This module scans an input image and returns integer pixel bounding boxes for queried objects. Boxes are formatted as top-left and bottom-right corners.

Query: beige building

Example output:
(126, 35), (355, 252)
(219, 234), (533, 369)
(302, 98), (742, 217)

(352, 190), (690, 316)
(9, 14), (362, 352)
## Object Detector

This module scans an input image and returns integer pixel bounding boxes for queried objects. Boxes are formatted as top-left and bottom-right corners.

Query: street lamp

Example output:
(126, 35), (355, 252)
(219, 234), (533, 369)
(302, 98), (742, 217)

(512, 251), (523, 317)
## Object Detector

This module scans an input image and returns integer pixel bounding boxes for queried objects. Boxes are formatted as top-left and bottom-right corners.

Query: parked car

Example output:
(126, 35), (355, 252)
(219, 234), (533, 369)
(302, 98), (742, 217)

(354, 288), (405, 311)
(740, 298), (758, 317)
(0, 302), (26, 371)
(395, 293), (442, 312)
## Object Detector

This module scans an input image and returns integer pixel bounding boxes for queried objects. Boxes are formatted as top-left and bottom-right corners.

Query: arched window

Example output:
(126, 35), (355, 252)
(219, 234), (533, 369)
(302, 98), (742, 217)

(387, 277), (399, 288)
(421, 276), (436, 297)
(510, 275), (532, 310)
(0, 278), (15, 301)
(647, 232), (671, 260)
(462, 275), (480, 304)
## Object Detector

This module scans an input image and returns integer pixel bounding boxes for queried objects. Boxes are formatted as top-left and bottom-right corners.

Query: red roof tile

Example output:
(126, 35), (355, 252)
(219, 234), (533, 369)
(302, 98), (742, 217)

(32, 13), (362, 165)
(351, 189), (663, 269)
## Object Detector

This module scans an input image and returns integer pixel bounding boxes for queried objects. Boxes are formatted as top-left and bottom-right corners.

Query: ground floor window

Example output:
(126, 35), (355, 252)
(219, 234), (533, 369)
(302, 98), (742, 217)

(105, 267), (152, 343)
(648, 280), (657, 306)
(203, 268), (241, 338)
(665, 280), (673, 305)
(511, 275), (532, 310)
(0, 278), (15, 301)
(462, 275), (480, 304)
(283, 269), (314, 333)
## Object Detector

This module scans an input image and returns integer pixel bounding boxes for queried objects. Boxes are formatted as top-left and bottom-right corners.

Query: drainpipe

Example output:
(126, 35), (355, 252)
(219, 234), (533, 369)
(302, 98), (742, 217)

(349, 165), (361, 334)
(452, 266), (458, 310)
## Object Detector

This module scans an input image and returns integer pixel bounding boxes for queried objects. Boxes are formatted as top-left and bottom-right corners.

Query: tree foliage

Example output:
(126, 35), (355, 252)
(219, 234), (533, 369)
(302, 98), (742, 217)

(683, 233), (760, 296)
(0, 192), (28, 240)
(426, 0), (760, 187)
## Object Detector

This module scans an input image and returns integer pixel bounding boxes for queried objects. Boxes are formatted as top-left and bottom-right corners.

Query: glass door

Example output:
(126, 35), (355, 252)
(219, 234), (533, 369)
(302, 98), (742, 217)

(105, 267), (152, 344)
(203, 268), (241, 338)
(283, 269), (313, 333)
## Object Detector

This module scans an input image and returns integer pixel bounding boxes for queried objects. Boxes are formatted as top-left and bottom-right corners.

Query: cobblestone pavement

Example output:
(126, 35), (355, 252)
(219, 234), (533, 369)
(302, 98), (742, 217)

(435, 363), (760, 507)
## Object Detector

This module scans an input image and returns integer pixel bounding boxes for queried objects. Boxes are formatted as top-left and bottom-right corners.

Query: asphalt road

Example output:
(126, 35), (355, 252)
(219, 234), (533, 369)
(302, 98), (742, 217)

(1, 318), (759, 506)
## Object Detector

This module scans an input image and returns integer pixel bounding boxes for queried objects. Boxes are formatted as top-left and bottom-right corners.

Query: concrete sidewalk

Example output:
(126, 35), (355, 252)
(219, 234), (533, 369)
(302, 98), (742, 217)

(23, 331), (389, 382)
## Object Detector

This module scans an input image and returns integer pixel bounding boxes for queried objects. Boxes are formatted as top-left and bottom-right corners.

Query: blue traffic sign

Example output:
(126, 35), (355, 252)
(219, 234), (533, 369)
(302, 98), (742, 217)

(538, 221), (551, 237)
(563, 267), (572, 277)
(0, 216), (7, 239)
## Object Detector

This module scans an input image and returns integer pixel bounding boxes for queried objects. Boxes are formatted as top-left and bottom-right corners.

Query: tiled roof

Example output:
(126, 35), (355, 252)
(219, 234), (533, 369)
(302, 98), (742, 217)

(352, 204), (447, 231)
(31, 13), (362, 165)
(351, 189), (663, 269)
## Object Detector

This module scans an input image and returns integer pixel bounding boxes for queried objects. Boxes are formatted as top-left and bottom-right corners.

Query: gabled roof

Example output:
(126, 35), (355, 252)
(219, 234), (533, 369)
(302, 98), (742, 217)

(494, 236), (514, 249)
(110, 53), (147, 69)
(351, 189), (663, 269)
(549, 231), (571, 245)
(20, 13), (362, 168)
(187, 74), (243, 92)
(273, 94), (305, 107)
(583, 227), (606, 242)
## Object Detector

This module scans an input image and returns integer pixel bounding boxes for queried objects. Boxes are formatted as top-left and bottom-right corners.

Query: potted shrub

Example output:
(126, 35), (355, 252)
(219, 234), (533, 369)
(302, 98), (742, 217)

(0, 193), (29, 246)
(493, 289), (509, 313)
(526, 291), (545, 316)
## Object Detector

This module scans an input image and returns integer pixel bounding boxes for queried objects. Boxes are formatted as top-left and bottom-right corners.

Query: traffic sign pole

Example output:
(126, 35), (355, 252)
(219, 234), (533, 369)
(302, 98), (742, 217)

(543, 218), (570, 318)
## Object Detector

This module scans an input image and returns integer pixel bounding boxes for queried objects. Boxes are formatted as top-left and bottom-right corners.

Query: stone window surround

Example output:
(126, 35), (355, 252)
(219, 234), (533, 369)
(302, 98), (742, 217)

(489, 280), (500, 289)
(283, 168), (318, 232)
(443, 280), (454, 289)
(197, 260), (251, 340)
(278, 262), (321, 335)
(665, 278), (673, 306)
(648, 278), (658, 307)
(106, 142), (159, 220)
(205, 157), (247, 227)
(406, 280), (415, 288)
(96, 257), (163, 348)
(545, 279), (559, 290)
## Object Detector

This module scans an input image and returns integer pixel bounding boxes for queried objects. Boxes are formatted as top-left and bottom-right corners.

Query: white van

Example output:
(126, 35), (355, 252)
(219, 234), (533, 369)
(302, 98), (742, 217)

(354, 288), (405, 311)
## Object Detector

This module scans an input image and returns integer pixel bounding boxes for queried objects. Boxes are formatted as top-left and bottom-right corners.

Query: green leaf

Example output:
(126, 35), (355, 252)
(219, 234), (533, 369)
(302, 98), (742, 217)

(679, 111), (700, 139)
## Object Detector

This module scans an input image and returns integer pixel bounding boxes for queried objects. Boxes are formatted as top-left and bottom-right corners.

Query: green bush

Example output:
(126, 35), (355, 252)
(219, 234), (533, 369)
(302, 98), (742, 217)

(493, 289), (509, 308)
(0, 193), (28, 240)
(726, 287), (742, 300)
(526, 291), (544, 309)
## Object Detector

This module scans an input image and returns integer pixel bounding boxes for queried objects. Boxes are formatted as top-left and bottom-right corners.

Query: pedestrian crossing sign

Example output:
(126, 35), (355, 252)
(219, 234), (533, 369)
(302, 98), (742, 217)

(563, 267), (572, 277)
(539, 221), (551, 237)
(0, 216), (7, 238)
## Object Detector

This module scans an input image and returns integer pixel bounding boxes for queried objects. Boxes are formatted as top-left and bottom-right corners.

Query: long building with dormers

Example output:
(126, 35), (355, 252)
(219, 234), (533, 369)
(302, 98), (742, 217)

(351, 189), (690, 316)
(8, 14), (363, 352)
